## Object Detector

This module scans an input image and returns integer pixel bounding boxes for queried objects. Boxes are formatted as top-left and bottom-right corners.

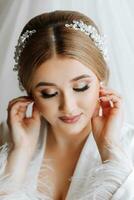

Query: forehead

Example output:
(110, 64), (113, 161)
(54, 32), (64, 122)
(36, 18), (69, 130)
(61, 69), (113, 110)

(32, 56), (97, 84)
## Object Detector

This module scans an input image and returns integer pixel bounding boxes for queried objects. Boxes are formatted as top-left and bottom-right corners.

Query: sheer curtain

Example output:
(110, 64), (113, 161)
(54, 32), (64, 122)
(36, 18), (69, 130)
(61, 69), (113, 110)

(0, 0), (134, 124)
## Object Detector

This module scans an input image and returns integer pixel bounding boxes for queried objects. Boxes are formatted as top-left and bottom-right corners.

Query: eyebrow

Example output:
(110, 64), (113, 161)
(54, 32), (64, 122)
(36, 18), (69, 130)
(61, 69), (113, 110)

(34, 74), (91, 88)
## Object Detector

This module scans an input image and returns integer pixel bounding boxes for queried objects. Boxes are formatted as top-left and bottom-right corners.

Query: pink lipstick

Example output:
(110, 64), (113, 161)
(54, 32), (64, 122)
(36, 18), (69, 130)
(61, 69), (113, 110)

(59, 113), (82, 124)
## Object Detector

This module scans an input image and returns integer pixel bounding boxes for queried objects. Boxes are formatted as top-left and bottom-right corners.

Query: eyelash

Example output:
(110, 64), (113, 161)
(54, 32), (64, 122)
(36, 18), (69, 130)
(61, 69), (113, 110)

(40, 84), (90, 99)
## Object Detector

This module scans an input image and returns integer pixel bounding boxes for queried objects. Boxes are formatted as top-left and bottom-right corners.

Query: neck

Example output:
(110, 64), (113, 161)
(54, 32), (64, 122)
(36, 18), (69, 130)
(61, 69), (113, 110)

(47, 121), (92, 152)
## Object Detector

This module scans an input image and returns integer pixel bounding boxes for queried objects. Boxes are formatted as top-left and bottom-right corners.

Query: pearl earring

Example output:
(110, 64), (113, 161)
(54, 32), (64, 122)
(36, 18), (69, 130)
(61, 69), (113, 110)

(100, 81), (104, 86)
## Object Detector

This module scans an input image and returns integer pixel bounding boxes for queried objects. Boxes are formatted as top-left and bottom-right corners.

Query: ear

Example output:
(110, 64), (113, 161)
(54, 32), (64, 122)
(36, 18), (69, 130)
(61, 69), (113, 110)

(27, 91), (34, 100)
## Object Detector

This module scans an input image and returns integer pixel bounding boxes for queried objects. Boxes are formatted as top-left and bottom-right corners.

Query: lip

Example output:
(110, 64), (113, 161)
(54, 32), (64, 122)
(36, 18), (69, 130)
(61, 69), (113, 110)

(59, 113), (82, 124)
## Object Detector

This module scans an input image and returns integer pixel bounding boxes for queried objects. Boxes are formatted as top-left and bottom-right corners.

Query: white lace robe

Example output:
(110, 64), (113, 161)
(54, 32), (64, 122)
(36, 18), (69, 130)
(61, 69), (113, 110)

(0, 119), (134, 200)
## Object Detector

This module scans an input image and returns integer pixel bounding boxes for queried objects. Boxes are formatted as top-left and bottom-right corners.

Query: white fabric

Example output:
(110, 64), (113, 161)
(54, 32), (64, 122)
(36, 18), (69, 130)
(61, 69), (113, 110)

(0, 119), (134, 199)
(0, 0), (134, 125)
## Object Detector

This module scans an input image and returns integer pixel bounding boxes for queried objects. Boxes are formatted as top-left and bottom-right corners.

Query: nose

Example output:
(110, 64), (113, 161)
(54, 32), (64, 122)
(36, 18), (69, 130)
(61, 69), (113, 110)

(59, 91), (77, 115)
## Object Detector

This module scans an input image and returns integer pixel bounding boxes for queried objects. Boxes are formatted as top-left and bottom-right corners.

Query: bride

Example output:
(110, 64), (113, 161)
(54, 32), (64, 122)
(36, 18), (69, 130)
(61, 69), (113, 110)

(0, 10), (134, 200)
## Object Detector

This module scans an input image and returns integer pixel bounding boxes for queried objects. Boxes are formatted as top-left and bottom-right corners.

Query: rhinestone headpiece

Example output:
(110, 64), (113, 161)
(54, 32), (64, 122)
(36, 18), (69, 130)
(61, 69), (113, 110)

(13, 20), (108, 91)
(13, 29), (36, 72)
(65, 20), (108, 61)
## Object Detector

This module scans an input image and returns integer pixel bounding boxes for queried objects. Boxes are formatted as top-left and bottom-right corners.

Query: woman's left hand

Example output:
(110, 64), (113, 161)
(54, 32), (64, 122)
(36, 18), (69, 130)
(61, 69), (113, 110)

(91, 86), (124, 161)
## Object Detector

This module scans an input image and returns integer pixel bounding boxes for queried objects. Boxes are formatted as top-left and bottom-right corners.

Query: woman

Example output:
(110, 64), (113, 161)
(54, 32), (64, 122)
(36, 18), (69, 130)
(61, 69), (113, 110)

(0, 10), (134, 200)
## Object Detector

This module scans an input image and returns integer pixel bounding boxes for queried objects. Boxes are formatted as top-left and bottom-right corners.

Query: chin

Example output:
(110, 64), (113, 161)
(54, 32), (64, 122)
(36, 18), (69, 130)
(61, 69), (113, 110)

(54, 115), (89, 134)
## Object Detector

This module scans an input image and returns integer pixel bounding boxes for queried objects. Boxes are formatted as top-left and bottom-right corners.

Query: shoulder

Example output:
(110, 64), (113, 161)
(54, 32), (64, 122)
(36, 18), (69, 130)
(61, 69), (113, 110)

(0, 121), (10, 146)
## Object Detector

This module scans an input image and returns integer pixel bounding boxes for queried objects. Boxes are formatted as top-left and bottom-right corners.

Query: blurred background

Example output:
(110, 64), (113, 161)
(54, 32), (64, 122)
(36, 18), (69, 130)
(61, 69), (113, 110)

(0, 0), (134, 124)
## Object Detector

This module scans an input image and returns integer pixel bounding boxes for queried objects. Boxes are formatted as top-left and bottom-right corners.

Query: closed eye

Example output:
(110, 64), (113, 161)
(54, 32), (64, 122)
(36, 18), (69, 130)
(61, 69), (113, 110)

(40, 84), (90, 99)
(73, 84), (90, 92)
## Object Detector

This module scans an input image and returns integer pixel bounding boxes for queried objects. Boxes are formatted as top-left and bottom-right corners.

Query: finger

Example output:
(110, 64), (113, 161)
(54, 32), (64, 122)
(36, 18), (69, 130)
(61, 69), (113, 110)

(99, 96), (114, 110)
(8, 98), (33, 108)
(17, 104), (29, 119)
(108, 95), (122, 109)
(8, 101), (32, 122)
(8, 96), (32, 103)
(7, 101), (31, 126)
(99, 88), (122, 98)
(7, 98), (33, 112)
(99, 95), (122, 109)
(8, 96), (33, 108)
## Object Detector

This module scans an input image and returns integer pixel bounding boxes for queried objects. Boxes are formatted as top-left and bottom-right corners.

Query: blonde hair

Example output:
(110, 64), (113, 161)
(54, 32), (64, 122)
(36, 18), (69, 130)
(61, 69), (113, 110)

(18, 10), (109, 94)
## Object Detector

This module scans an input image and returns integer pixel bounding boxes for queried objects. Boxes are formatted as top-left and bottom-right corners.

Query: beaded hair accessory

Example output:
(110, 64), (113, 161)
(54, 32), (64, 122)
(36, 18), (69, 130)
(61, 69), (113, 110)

(65, 20), (108, 61)
(13, 20), (108, 91)
(13, 29), (36, 72)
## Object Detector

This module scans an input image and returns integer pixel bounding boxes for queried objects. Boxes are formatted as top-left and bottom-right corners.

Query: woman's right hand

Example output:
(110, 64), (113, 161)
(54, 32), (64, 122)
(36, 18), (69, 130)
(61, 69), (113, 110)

(7, 96), (41, 155)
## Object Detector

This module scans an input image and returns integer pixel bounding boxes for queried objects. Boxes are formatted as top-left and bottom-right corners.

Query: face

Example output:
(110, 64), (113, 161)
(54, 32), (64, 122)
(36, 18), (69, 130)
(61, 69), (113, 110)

(31, 56), (100, 135)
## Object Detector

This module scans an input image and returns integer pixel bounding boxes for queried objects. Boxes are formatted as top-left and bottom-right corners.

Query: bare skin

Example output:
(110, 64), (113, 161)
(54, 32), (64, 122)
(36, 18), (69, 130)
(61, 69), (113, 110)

(37, 122), (91, 199)
(37, 135), (85, 199)
(2, 56), (124, 198)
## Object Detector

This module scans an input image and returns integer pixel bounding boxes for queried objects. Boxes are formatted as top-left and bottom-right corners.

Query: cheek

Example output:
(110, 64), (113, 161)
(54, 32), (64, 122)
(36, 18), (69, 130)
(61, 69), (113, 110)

(82, 87), (99, 116)
(33, 96), (57, 117)
(33, 96), (49, 113)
